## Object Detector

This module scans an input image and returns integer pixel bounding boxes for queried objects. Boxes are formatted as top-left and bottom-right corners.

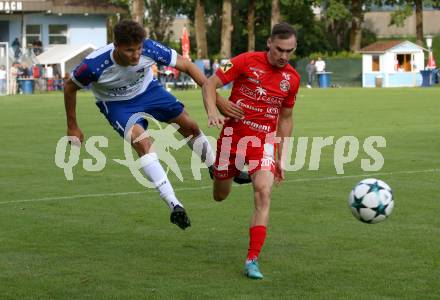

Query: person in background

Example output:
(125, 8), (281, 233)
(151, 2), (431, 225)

(0, 65), (6, 95)
(212, 59), (220, 73)
(20, 63), (31, 78)
(9, 63), (18, 94)
(45, 64), (54, 91)
(12, 38), (21, 59)
(32, 64), (42, 92)
(32, 39), (43, 56)
(315, 57), (325, 72)
(203, 59), (212, 77)
(306, 59), (315, 88)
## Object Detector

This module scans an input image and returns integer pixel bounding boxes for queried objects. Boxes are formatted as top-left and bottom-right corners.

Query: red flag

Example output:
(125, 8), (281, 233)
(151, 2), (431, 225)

(181, 26), (190, 60)
(427, 51), (437, 69)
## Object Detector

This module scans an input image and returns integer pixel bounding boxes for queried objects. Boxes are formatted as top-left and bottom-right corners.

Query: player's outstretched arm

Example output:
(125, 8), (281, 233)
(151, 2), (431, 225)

(275, 107), (294, 183)
(174, 54), (207, 87)
(174, 55), (244, 121)
(64, 79), (84, 144)
(202, 75), (225, 128)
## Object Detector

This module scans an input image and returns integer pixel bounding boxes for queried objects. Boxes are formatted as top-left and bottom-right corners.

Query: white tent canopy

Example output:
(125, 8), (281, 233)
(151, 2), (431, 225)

(35, 44), (96, 76)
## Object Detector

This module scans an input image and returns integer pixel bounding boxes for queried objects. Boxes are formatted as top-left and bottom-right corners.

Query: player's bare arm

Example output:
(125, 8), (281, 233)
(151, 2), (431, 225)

(64, 79), (84, 144)
(275, 107), (293, 183)
(175, 55), (224, 127)
(174, 54), (207, 87)
(202, 74), (225, 128)
(203, 74), (244, 123)
(175, 56), (243, 122)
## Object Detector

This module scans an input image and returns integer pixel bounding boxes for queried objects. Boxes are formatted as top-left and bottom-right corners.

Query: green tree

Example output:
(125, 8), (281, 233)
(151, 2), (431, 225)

(220, 0), (233, 58)
(247, 0), (256, 51)
(132, 0), (144, 24)
(349, 0), (363, 51)
(108, 0), (130, 42)
(326, 0), (351, 50)
(145, 0), (179, 43)
(389, 0), (424, 46)
(173, 0), (222, 58)
(271, 0), (281, 28)
(280, 0), (333, 57)
(194, 0), (208, 58)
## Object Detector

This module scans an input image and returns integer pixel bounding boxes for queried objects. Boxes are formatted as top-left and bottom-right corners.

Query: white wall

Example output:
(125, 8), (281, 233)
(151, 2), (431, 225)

(413, 52), (424, 71)
(25, 14), (107, 48)
(383, 52), (395, 73)
(1, 13), (107, 49)
(363, 55), (372, 72)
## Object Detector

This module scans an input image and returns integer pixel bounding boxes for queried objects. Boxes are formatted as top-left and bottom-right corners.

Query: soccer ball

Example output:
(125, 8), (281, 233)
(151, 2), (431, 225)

(348, 178), (394, 224)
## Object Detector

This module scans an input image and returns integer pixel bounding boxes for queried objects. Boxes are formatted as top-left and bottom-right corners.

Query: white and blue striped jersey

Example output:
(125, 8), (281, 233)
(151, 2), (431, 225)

(71, 39), (177, 101)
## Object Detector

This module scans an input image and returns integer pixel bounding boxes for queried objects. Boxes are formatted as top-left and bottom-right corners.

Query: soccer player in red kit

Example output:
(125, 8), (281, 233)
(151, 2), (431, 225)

(202, 23), (300, 279)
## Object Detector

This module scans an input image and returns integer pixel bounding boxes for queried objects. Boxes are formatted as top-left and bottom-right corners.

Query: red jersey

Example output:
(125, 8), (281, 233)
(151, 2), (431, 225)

(212, 52), (300, 179)
(216, 51), (300, 137)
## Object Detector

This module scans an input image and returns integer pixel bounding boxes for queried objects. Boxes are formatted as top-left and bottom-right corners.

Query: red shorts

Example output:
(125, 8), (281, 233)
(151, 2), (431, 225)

(213, 127), (277, 180)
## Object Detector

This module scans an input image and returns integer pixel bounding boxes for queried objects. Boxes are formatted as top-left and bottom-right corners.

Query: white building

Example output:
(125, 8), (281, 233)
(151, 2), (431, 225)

(360, 40), (427, 87)
(0, 1), (126, 53)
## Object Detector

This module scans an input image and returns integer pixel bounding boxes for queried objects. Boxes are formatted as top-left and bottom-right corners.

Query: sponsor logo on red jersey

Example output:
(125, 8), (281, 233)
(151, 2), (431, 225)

(280, 79), (290, 92)
(242, 120), (272, 133)
(266, 107), (279, 114)
(239, 85), (283, 106)
(236, 99), (264, 113)
(220, 60), (234, 73)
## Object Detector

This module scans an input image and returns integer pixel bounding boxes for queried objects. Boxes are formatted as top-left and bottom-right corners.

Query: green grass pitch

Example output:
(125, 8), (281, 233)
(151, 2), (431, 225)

(0, 87), (439, 299)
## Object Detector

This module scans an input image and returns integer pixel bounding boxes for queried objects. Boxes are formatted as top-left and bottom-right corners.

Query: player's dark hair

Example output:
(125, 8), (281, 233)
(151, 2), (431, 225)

(270, 22), (297, 40)
(113, 20), (146, 45)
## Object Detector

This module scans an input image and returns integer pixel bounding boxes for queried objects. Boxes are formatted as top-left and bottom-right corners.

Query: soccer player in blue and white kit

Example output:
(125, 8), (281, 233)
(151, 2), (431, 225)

(64, 20), (241, 230)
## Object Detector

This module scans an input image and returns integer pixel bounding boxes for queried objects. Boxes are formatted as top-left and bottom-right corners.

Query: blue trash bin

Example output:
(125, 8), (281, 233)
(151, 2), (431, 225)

(317, 72), (332, 88)
(21, 79), (34, 94)
(420, 70), (434, 87)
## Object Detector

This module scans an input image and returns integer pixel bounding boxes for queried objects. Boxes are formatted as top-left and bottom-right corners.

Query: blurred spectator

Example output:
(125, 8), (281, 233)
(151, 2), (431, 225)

(177, 72), (191, 90)
(157, 65), (166, 85)
(45, 65), (54, 79)
(54, 73), (64, 91)
(45, 65), (54, 91)
(32, 64), (41, 78)
(52, 64), (62, 90)
(53, 64), (61, 78)
(20, 63), (31, 78)
(203, 59), (211, 77)
(315, 57), (326, 72)
(0, 65), (6, 94)
(32, 64), (43, 92)
(212, 59), (220, 73)
(32, 39), (43, 56)
(12, 38), (21, 59)
(306, 59), (315, 88)
(10, 63), (18, 94)
(164, 66), (179, 82)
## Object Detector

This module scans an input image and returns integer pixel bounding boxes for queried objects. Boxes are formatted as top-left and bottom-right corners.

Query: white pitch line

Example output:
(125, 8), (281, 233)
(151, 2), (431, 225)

(1, 168), (439, 205)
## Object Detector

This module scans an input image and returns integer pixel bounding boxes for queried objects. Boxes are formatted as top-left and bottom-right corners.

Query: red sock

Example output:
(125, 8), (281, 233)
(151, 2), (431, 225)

(247, 225), (267, 261)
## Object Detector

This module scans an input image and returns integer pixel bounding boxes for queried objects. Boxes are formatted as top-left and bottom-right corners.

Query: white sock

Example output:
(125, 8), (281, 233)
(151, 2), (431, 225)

(187, 131), (215, 167)
(139, 152), (182, 211)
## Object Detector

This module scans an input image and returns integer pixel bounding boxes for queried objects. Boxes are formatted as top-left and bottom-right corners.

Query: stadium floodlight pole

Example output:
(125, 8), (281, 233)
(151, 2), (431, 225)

(425, 35), (434, 70)
(425, 35), (433, 51)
